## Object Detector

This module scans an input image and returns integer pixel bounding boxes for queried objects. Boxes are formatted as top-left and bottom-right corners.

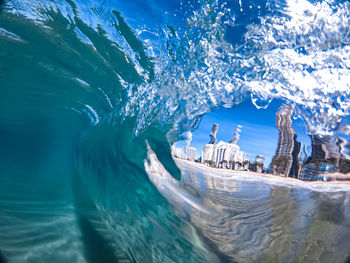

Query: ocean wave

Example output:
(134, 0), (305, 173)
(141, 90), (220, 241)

(1, 0), (350, 262)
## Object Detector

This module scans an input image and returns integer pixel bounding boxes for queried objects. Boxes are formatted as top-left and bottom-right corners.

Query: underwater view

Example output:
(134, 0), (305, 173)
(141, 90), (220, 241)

(1, 0), (350, 262)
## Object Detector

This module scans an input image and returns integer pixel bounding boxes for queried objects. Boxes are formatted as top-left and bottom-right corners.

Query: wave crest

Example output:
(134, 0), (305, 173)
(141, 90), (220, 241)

(125, 0), (350, 135)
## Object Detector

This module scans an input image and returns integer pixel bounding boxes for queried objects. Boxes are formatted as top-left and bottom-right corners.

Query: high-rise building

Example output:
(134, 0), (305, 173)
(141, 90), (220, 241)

(209, 124), (219, 144)
(301, 135), (341, 178)
(338, 137), (350, 174)
(184, 131), (193, 159)
(202, 143), (217, 166)
(188, 147), (197, 161)
(270, 105), (301, 177)
(229, 125), (242, 145)
(251, 155), (265, 173)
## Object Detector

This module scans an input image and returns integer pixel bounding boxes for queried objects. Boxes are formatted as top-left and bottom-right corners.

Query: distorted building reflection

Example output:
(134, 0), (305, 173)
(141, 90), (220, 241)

(269, 105), (301, 178)
(251, 155), (265, 173)
(209, 123), (218, 144)
(184, 131), (192, 159)
(184, 131), (197, 161)
(338, 136), (350, 174)
(300, 135), (339, 179)
(269, 105), (350, 180)
(300, 135), (350, 180)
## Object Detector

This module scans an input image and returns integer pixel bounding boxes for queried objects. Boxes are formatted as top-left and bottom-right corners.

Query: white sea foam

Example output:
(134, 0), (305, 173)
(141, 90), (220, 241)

(245, 0), (350, 134)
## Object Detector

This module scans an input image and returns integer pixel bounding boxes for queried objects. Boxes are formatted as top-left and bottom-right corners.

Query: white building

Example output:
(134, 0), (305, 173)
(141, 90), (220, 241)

(171, 142), (196, 161)
(201, 144), (217, 165)
(201, 141), (250, 169)
(172, 146), (184, 159)
(188, 147), (197, 161)
(184, 131), (193, 159)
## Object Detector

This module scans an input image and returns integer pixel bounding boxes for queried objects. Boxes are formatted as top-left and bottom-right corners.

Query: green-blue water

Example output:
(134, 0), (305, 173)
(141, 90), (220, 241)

(1, 0), (350, 262)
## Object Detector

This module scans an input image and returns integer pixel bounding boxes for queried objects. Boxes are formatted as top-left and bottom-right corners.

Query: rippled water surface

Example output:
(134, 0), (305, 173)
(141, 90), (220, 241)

(1, 0), (350, 262)
(175, 161), (350, 262)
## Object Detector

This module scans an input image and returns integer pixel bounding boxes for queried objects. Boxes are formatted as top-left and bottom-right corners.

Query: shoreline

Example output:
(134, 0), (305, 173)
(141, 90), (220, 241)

(175, 158), (350, 185)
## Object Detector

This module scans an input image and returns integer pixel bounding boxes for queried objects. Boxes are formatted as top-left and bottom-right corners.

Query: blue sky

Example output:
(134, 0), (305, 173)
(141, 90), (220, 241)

(176, 99), (311, 167)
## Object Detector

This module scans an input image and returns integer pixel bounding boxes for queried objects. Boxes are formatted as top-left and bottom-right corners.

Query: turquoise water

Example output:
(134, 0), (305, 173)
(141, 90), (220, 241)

(1, 0), (350, 262)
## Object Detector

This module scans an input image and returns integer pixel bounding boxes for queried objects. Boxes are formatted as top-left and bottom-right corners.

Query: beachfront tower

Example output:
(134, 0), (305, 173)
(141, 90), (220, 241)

(251, 155), (265, 173)
(230, 125), (242, 144)
(184, 131), (193, 160)
(300, 135), (341, 178)
(270, 105), (301, 177)
(209, 124), (219, 144)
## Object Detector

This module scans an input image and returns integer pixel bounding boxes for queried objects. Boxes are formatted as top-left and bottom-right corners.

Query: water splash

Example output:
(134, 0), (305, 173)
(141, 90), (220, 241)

(123, 0), (350, 136)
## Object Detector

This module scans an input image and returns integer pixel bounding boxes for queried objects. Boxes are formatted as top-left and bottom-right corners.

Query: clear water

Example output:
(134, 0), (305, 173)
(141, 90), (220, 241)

(1, 0), (350, 262)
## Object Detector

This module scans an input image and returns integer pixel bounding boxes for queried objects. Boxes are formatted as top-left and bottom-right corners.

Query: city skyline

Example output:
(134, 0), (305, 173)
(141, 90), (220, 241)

(174, 100), (350, 180)
(176, 99), (311, 166)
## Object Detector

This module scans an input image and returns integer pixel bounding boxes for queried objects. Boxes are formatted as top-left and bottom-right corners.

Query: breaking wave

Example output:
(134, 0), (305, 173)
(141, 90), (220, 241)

(1, 0), (350, 262)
